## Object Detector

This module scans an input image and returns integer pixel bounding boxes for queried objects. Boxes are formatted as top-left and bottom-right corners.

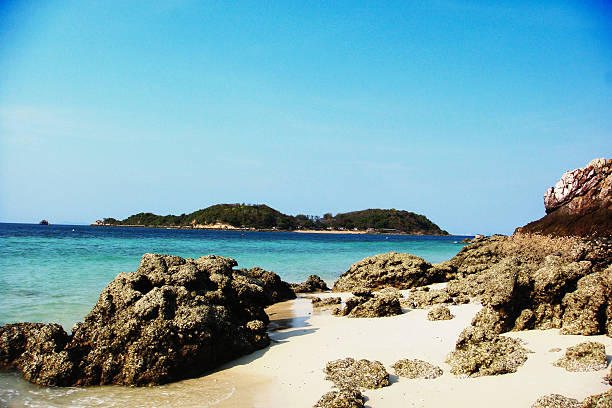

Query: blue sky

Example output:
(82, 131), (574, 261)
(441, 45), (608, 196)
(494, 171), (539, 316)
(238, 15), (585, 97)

(1, 0), (610, 234)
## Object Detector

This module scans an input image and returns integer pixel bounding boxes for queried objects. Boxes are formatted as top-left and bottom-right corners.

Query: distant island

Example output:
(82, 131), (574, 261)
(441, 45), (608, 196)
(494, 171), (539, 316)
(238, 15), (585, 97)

(93, 204), (449, 235)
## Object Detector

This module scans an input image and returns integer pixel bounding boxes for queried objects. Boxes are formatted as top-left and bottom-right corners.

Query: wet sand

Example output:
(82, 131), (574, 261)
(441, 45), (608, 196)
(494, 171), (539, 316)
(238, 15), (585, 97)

(2, 293), (612, 407)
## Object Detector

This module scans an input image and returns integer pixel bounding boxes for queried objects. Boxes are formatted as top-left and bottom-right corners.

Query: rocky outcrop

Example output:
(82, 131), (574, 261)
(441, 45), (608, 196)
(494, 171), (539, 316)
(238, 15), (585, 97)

(391, 359), (443, 379)
(553, 342), (608, 372)
(517, 158), (612, 237)
(0, 253), (290, 386)
(333, 292), (402, 318)
(441, 233), (612, 378)
(561, 266), (612, 335)
(314, 389), (365, 408)
(444, 234), (612, 336)
(332, 253), (446, 292)
(324, 358), (390, 389)
(290, 275), (330, 293)
(427, 305), (454, 321)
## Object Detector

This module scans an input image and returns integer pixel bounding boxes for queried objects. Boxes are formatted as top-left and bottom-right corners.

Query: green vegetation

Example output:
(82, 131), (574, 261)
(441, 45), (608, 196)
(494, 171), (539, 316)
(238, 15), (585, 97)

(100, 204), (448, 235)
(319, 209), (448, 234)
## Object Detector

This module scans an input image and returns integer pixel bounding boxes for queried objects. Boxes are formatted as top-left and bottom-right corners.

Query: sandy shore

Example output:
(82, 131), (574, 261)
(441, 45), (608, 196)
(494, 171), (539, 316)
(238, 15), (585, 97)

(4, 290), (611, 407)
(293, 229), (368, 234)
(217, 292), (612, 408)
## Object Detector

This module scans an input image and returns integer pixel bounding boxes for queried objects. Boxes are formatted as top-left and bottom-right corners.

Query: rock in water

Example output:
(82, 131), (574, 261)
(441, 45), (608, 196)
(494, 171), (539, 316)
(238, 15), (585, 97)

(517, 158), (612, 237)
(0, 323), (73, 386)
(553, 342), (608, 372)
(0, 253), (286, 386)
(391, 359), (443, 379)
(324, 358), (390, 389)
(332, 252), (445, 292)
(314, 389), (365, 408)
(290, 275), (330, 293)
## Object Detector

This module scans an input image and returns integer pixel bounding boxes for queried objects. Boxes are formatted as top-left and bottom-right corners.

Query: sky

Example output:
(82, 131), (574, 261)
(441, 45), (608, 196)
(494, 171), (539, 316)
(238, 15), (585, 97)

(0, 0), (611, 235)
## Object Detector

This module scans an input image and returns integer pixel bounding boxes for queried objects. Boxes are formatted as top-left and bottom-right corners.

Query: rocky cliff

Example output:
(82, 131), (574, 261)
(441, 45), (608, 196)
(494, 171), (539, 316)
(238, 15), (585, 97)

(517, 158), (612, 237)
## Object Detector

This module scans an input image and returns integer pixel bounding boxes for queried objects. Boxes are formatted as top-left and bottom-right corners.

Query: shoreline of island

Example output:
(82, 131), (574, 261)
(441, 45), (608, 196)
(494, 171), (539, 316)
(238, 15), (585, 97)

(89, 223), (454, 236)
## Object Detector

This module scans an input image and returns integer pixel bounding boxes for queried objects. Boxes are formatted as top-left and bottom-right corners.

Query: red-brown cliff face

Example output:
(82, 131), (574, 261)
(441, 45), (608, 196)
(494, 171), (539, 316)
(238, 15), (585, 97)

(517, 158), (612, 237)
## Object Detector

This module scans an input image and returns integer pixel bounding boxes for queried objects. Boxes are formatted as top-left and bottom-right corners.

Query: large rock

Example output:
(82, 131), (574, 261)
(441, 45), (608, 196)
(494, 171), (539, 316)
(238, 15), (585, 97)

(332, 252), (445, 292)
(517, 158), (612, 237)
(443, 234), (611, 336)
(0, 253), (292, 386)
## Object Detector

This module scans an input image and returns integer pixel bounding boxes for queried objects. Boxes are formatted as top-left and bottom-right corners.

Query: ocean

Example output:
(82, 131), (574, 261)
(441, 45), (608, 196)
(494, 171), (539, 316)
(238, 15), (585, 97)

(0, 222), (469, 407)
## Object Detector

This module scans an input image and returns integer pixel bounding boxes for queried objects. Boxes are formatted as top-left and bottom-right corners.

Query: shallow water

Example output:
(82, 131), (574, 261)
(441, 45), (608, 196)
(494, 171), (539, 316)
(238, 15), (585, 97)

(0, 223), (468, 329)
(0, 372), (240, 408)
(0, 223), (468, 407)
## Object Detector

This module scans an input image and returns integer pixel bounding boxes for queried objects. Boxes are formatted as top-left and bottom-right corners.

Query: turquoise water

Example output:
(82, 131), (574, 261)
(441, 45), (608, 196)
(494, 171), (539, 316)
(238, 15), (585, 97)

(0, 223), (469, 330)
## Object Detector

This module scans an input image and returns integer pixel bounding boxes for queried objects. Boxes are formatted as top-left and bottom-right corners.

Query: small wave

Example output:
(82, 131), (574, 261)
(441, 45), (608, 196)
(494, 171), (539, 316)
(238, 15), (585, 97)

(206, 384), (236, 407)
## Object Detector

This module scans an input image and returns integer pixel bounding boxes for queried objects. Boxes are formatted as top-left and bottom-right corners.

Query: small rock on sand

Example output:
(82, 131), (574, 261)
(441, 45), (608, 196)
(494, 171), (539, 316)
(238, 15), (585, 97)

(311, 297), (342, 309)
(324, 358), (390, 390)
(446, 334), (529, 377)
(531, 394), (581, 408)
(391, 359), (443, 379)
(313, 389), (365, 408)
(427, 305), (454, 321)
(334, 293), (402, 318)
(553, 342), (608, 372)
(581, 389), (612, 408)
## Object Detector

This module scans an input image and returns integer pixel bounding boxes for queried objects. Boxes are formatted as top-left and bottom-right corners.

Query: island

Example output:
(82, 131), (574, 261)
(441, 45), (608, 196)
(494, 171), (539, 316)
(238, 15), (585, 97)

(92, 204), (449, 235)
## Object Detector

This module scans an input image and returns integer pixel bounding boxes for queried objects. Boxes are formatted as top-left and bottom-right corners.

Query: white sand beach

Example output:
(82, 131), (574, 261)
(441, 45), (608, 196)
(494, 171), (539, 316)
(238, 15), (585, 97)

(192, 291), (612, 408)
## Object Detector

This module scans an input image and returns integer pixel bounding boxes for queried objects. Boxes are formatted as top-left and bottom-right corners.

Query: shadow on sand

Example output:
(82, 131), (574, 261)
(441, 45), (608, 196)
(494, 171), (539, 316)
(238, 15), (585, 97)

(208, 299), (318, 373)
